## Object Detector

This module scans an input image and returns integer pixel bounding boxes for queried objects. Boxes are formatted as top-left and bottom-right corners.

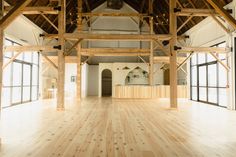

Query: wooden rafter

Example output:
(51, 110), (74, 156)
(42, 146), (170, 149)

(206, 0), (236, 30)
(0, 0), (32, 30)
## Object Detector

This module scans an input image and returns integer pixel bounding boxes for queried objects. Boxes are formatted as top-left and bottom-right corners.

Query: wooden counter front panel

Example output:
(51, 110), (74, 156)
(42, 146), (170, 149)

(114, 85), (188, 99)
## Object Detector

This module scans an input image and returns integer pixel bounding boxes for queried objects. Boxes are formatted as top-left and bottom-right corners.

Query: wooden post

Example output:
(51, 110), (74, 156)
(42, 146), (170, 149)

(149, 0), (154, 86)
(169, 0), (178, 108)
(57, 0), (66, 110)
(77, 0), (82, 100)
(0, 0), (4, 144)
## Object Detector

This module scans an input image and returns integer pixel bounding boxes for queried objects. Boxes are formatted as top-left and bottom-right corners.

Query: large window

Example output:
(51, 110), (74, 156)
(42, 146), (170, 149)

(190, 42), (228, 107)
(2, 39), (39, 108)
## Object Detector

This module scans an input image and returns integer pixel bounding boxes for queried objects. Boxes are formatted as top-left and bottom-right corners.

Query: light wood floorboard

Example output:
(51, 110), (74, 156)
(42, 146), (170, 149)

(0, 97), (236, 157)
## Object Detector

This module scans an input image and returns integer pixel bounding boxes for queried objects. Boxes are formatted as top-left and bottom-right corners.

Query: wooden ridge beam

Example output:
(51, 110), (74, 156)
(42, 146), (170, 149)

(206, 0), (236, 30)
(4, 6), (58, 14)
(0, 0), (32, 30)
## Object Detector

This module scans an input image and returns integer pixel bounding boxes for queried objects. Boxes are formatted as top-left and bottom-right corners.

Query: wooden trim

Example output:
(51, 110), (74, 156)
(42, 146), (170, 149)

(0, 0), (32, 30)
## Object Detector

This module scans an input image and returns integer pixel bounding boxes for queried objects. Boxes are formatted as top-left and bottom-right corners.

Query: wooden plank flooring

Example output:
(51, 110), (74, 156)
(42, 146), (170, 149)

(1, 97), (236, 157)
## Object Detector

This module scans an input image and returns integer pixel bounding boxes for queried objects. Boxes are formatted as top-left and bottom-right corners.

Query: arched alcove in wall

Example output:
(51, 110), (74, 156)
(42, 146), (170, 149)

(102, 69), (112, 97)
(125, 66), (149, 85)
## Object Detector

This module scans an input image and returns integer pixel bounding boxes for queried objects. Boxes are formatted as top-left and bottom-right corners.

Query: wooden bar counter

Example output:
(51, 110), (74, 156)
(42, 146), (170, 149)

(114, 85), (188, 99)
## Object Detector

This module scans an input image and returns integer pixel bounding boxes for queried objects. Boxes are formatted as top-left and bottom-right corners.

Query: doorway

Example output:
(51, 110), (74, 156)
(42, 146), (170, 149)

(102, 69), (112, 97)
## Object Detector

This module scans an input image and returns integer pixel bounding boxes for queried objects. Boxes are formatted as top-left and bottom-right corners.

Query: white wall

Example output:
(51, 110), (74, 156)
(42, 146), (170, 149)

(88, 65), (99, 96)
(5, 15), (43, 46)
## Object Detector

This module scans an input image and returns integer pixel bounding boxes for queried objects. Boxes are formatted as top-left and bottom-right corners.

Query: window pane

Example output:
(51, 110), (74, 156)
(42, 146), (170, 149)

(191, 66), (197, 86)
(208, 64), (217, 87)
(32, 86), (38, 101)
(23, 64), (31, 86)
(198, 53), (206, 64)
(208, 88), (217, 104)
(2, 87), (11, 107)
(207, 53), (215, 62)
(12, 87), (21, 104)
(219, 88), (227, 107)
(12, 62), (22, 86)
(3, 61), (12, 86)
(24, 52), (32, 63)
(191, 87), (197, 101)
(218, 63), (227, 87)
(32, 52), (39, 64)
(23, 87), (31, 102)
(199, 87), (207, 101)
(191, 54), (197, 65)
(199, 66), (206, 86)
(32, 65), (38, 86)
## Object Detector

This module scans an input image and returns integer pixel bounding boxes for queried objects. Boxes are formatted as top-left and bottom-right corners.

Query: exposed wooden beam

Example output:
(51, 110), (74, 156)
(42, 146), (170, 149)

(57, 0), (66, 110)
(177, 46), (230, 53)
(210, 52), (230, 71)
(169, 0), (178, 108)
(177, 52), (194, 70)
(63, 33), (172, 41)
(4, 45), (56, 52)
(177, 16), (193, 32)
(41, 54), (58, 70)
(82, 56), (91, 65)
(40, 13), (58, 31)
(176, 8), (218, 16)
(81, 48), (150, 56)
(0, 0), (32, 30)
(4, 6), (58, 14)
(64, 38), (83, 56)
(153, 56), (186, 64)
(2, 52), (22, 69)
(206, 0), (236, 30)
(77, 0), (82, 100)
(42, 56), (77, 63)
(82, 12), (148, 17)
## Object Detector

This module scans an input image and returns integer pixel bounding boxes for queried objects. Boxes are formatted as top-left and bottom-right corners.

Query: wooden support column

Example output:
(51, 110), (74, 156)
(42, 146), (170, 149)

(169, 0), (178, 108)
(77, 0), (82, 100)
(149, 0), (154, 86)
(57, 0), (66, 110)
(0, 0), (4, 143)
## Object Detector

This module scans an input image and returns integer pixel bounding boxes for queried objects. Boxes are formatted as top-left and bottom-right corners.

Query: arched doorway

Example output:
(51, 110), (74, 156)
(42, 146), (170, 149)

(102, 69), (112, 97)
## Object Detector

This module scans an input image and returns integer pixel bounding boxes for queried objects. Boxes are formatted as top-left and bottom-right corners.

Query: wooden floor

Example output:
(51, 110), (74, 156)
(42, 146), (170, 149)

(1, 97), (236, 157)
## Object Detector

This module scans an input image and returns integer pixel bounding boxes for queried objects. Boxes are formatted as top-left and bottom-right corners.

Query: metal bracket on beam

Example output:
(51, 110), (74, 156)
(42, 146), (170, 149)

(184, 35), (190, 39)
(174, 46), (182, 51)
(53, 45), (61, 50)
(226, 9), (233, 14)
(53, 6), (61, 11)
(39, 34), (45, 37)
(174, 8), (181, 13)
